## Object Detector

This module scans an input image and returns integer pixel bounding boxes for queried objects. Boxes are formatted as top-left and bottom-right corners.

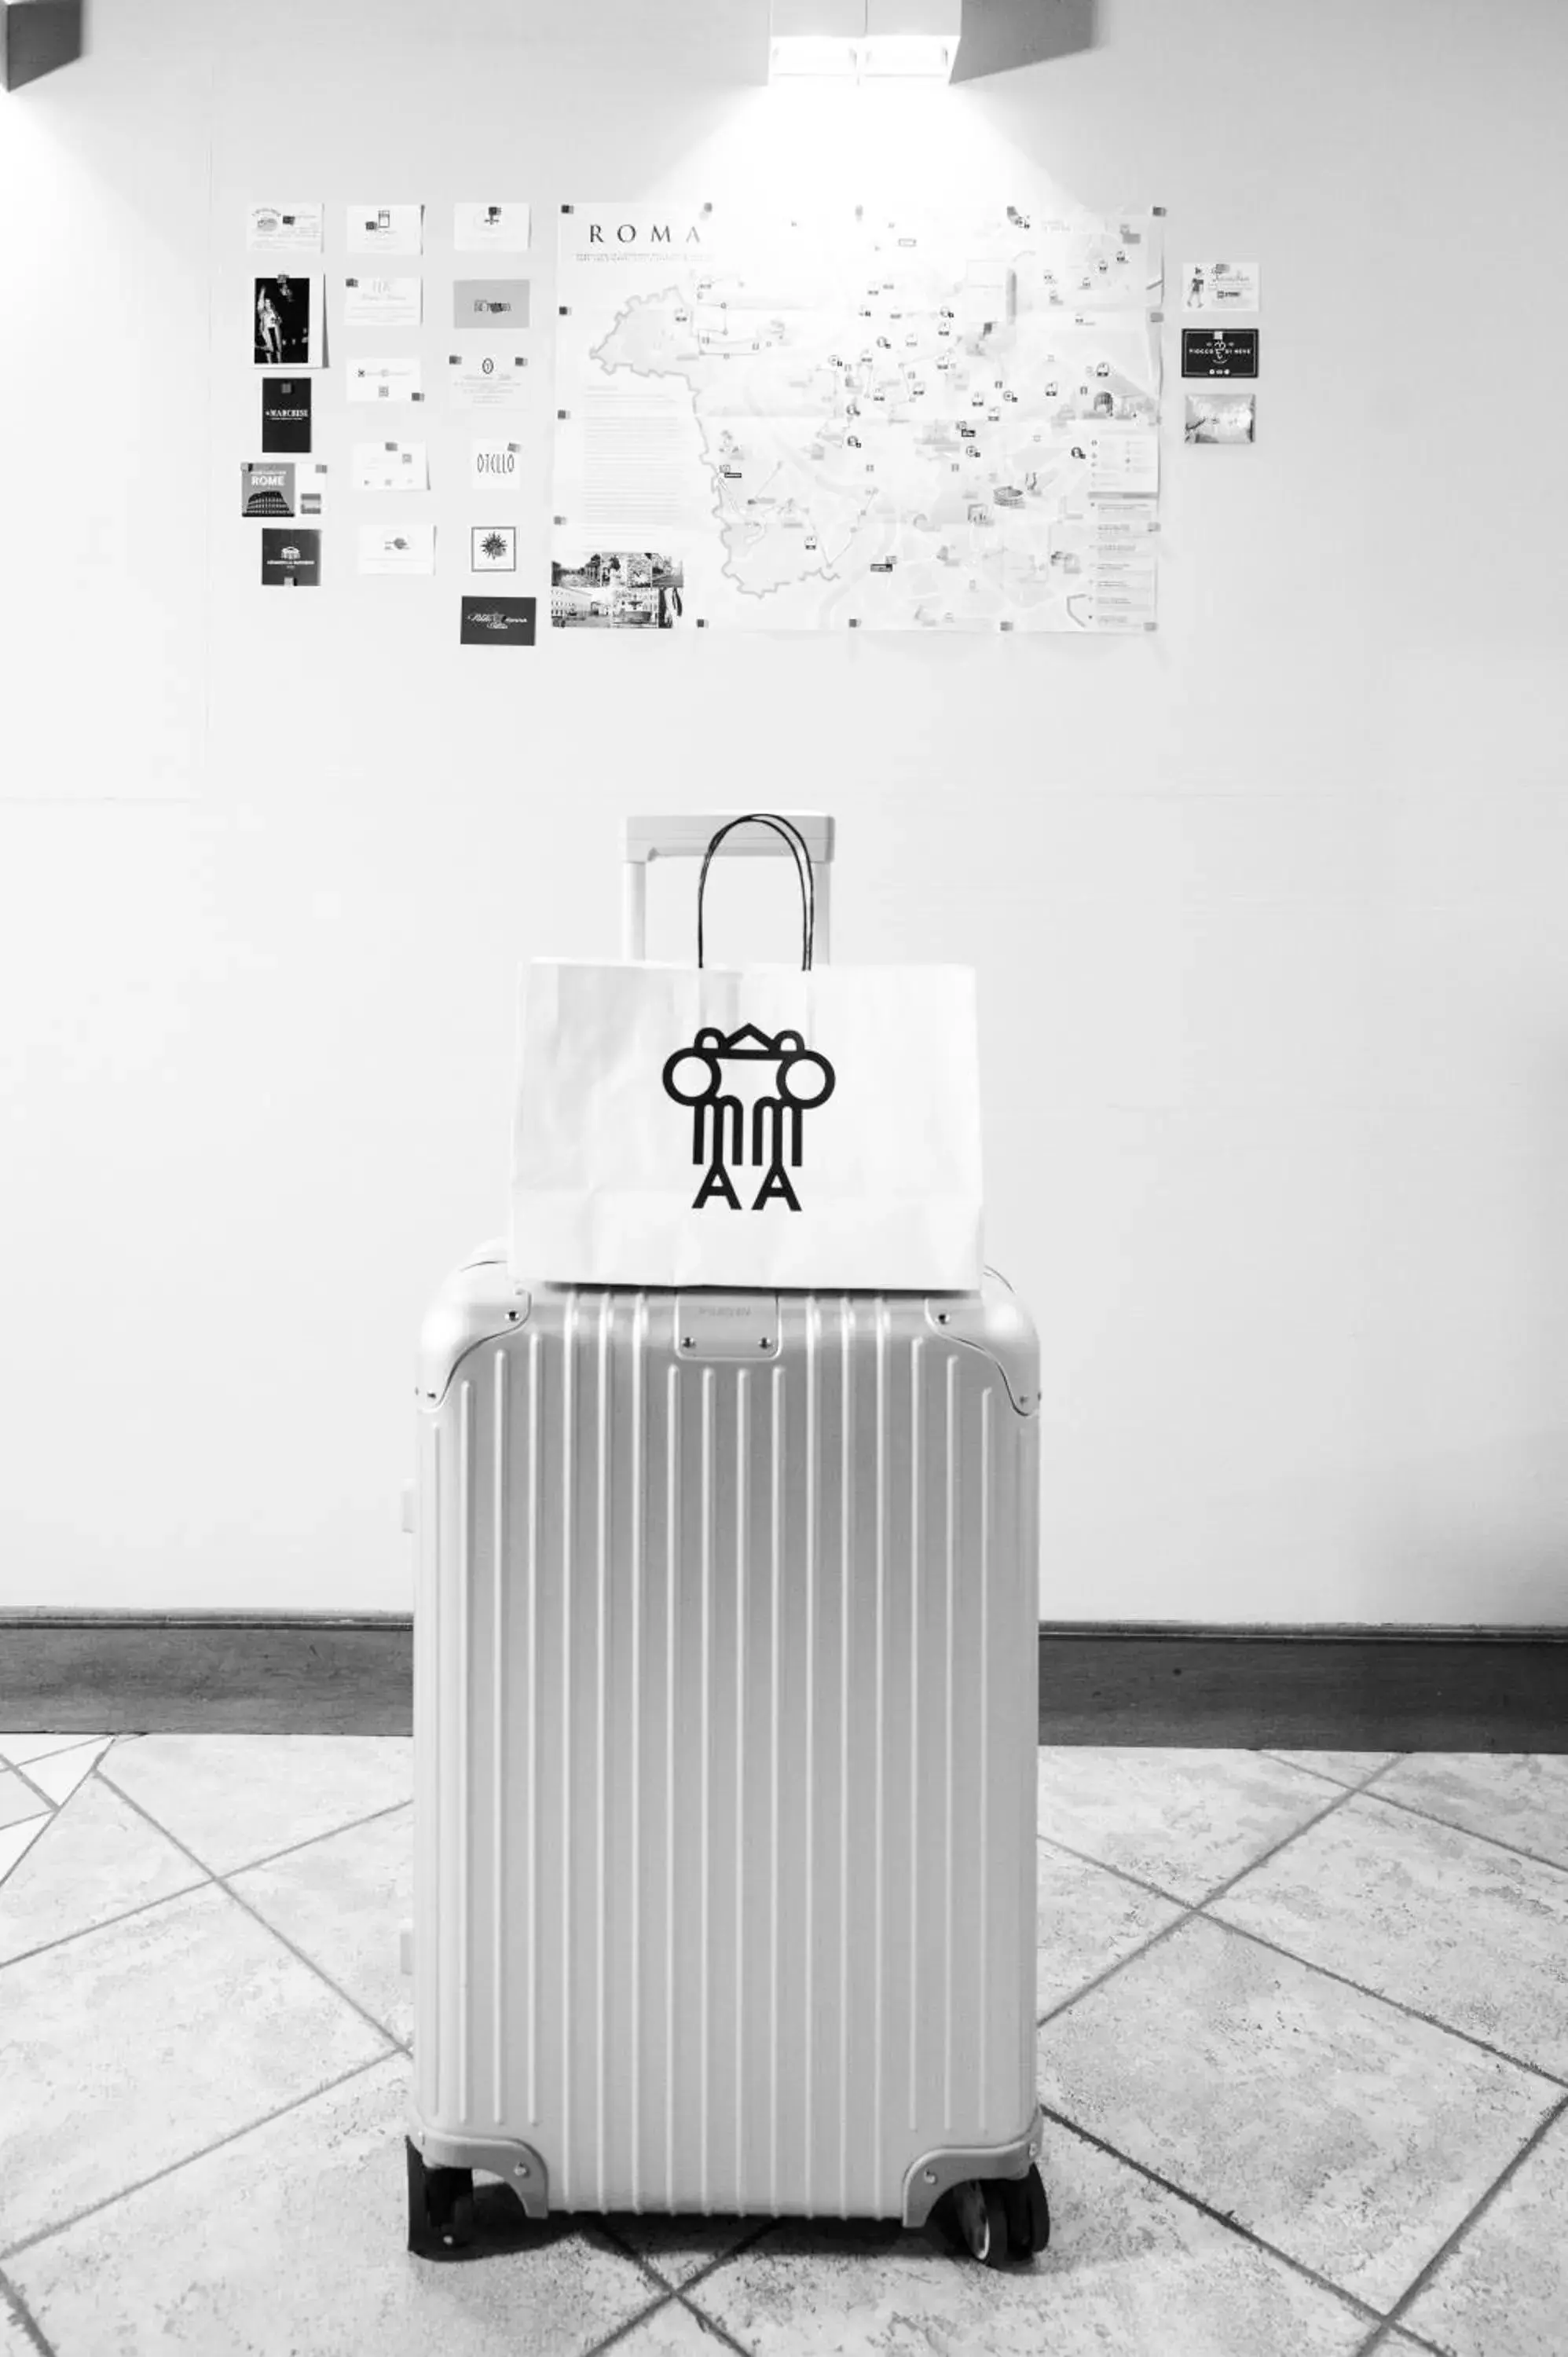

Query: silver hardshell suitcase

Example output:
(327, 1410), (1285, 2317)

(406, 816), (1047, 2267)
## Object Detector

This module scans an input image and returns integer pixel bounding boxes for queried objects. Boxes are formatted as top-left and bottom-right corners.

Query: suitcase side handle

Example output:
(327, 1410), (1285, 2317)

(622, 811), (835, 961)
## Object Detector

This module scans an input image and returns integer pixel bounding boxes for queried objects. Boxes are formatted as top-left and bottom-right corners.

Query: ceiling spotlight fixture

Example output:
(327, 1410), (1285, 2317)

(767, 0), (1095, 85)
(768, 0), (961, 83)
(1, 0), (82, 89)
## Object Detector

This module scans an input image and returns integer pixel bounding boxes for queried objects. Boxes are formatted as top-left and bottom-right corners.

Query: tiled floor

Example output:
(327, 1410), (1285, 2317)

(1, 1738), (1564, 2356)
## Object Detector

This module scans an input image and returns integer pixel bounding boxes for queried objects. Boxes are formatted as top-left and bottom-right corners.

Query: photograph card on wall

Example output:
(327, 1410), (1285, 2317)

(253, 276), (324, 369)
(454, 202), (531, 252)
(260, 529), (321, 587)
(1184, 391), (1256, 444)
(261, 377), (312, 453)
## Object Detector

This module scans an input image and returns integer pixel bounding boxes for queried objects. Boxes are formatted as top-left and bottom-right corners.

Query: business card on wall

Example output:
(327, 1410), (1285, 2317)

(346, 355), (424, 405)
(261, 529), (321, 587)
(470, 439), (523, 494)
(346, 203), (423, 256)
(454, 201), (531, 252)
(1179, 259), (1259, 312)
(460, 596), (536, 645)
(1181, 328), (1258, 379)
(261, 377), (312, 453)
(453, 279), (530, 331)
(247, 203), (323, 255)
(359, 524), (436, 576)
(353, 441), (430, 492)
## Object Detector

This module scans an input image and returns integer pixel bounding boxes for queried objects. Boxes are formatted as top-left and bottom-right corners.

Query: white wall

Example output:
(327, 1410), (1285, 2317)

(2, 0), (1566, 1623)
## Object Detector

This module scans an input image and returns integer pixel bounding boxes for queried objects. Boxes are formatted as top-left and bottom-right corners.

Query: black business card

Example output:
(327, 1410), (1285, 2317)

(460, 595), (536, 645)
(262, 376), (313, 452)
(261, 528), (321, 587)
(1181, 328), (1258, 379)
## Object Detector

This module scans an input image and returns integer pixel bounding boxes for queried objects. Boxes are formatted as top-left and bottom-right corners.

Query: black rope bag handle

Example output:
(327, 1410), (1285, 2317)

(696, 812), (817, 971)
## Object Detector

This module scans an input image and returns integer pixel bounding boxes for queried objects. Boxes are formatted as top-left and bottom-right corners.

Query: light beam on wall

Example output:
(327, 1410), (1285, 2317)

(767, 0), (1093, 84)
(0, 0), (82, 89)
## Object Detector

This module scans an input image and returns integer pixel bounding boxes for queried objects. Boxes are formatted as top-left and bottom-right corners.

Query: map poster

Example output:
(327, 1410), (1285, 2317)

(551, 200), (1163, 632)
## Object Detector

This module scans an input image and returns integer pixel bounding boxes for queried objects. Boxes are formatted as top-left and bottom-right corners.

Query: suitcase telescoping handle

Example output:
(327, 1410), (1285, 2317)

(622, 812), (834, 964)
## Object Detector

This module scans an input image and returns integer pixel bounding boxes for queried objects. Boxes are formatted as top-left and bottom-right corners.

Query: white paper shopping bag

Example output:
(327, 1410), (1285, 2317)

(511, 956), (982, 1291)
(511, 811), (984, 1291)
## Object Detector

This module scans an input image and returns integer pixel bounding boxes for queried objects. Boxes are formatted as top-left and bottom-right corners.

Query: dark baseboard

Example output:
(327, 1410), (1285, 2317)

(2, 1612), (1565, 1749)
(0, 1612), (414, 1736)
(1039, 1622), (1568, 1750)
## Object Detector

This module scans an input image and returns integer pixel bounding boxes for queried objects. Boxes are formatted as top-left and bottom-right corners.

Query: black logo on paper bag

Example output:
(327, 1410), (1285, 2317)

(662, 1024), (835, 1213)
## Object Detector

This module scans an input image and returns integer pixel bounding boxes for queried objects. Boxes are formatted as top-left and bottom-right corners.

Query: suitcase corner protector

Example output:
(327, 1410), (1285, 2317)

(405, 2113), (551, 2218)
(900, 2103), (1044, 2227)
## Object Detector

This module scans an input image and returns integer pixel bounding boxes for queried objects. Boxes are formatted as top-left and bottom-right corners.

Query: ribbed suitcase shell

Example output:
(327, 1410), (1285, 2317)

(410, 1249), (1039, 2222)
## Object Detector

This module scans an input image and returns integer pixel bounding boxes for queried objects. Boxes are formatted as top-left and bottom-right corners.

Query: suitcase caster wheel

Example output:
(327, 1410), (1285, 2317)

(1001, 2164), (1050, 2257)
(951, 2178), (1009, 2267)
(405, 2137), (474, 2258)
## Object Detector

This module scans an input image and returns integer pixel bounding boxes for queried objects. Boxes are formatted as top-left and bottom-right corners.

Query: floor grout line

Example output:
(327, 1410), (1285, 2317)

(1194, 1907), (1568, 2091)
(1351, 1784), (1568, 1880)
(1365, 2088), (1568, 2348)
(675, 2286), (760, 2355)
(90, 1776), (407, 2059)
(1035, 1828), (1192, 1907)
(0, 2267), (57, 2357)
(1037, 2102), (1385, 2326)
(577, 2286), (683, 2357)
(593, 2217), (780, 2308)
(0, 2051), (394, 2266)
(1038, 1773), (1370, 2033)
(1256, 1750), (1409, 1791)
(0, 1766), (412, 1981)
